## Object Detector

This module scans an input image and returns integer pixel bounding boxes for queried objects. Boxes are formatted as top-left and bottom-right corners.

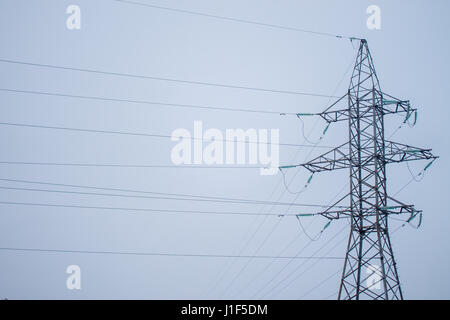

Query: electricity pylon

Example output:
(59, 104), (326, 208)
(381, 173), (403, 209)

(288, 39), (437, 300)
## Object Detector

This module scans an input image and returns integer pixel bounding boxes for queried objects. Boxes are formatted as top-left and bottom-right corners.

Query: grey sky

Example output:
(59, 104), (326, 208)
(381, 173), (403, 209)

(0, 0), (448, 299)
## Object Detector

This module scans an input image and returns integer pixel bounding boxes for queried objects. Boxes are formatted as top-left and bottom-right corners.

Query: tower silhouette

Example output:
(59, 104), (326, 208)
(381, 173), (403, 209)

(289, 39), (437, 299)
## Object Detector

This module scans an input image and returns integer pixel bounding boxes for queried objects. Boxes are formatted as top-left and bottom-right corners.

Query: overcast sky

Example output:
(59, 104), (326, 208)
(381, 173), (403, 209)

(0, 0), (449, 299)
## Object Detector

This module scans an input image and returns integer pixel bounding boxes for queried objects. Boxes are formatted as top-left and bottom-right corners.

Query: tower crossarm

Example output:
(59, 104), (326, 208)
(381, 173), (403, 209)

(384, 141), (438, 164)
(300, 193), (351, 220)
(302, 194), (420, 222)
(288, 140), (437, 174)
(318, 91), (416, 124)
(295, 142), (350, 173)
(379, 91), (414, 116)
(382, 196), (422, 218)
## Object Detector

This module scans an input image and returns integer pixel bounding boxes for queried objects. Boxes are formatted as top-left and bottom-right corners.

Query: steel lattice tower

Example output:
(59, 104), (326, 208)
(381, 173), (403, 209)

(289, 39), (437, 299)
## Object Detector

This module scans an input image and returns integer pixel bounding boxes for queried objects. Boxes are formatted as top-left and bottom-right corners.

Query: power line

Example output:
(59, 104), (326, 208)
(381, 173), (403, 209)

(0, 200), (320, 217)
(393, 173), (421, 197)
(253, 223), (347, 299)
(277, 157), (428, 299)
(203, 105), (348, 298)
(284, 234), (348, 299)
(0, 87), (298, 115)
(202, 188), (283, 297)
(205, 164), (299, 298)
(238, 216), (317, 297)
(239, 145), (424, 297)
(241, 183), (349, 298)
(259, 227), (345, 299)
(219, 217), (283, 298)
(323, 290), (339, 300)
(111, 0), (360, 41)
(276, 167), (422, 299)
(0, 247), (343, 260)
(297, 58), (355, 145)
(0, 184), (326, 209)
(298, 269), (341, 299)
(0, 120), (338, 149)
(219, 147), (322, 297)
(0, 161), (263, 169)
(0, 178), (347, 209)
(218, 145), (321, 298)
(219, 118), (342, 297)
(0, 2), (431, 300)
(211, 54), (357, 298)
(203, 112), (341, 297)
(0, 59), (339, 98)
(202, 158), (305, 297)
(260, 226), (348, 299)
